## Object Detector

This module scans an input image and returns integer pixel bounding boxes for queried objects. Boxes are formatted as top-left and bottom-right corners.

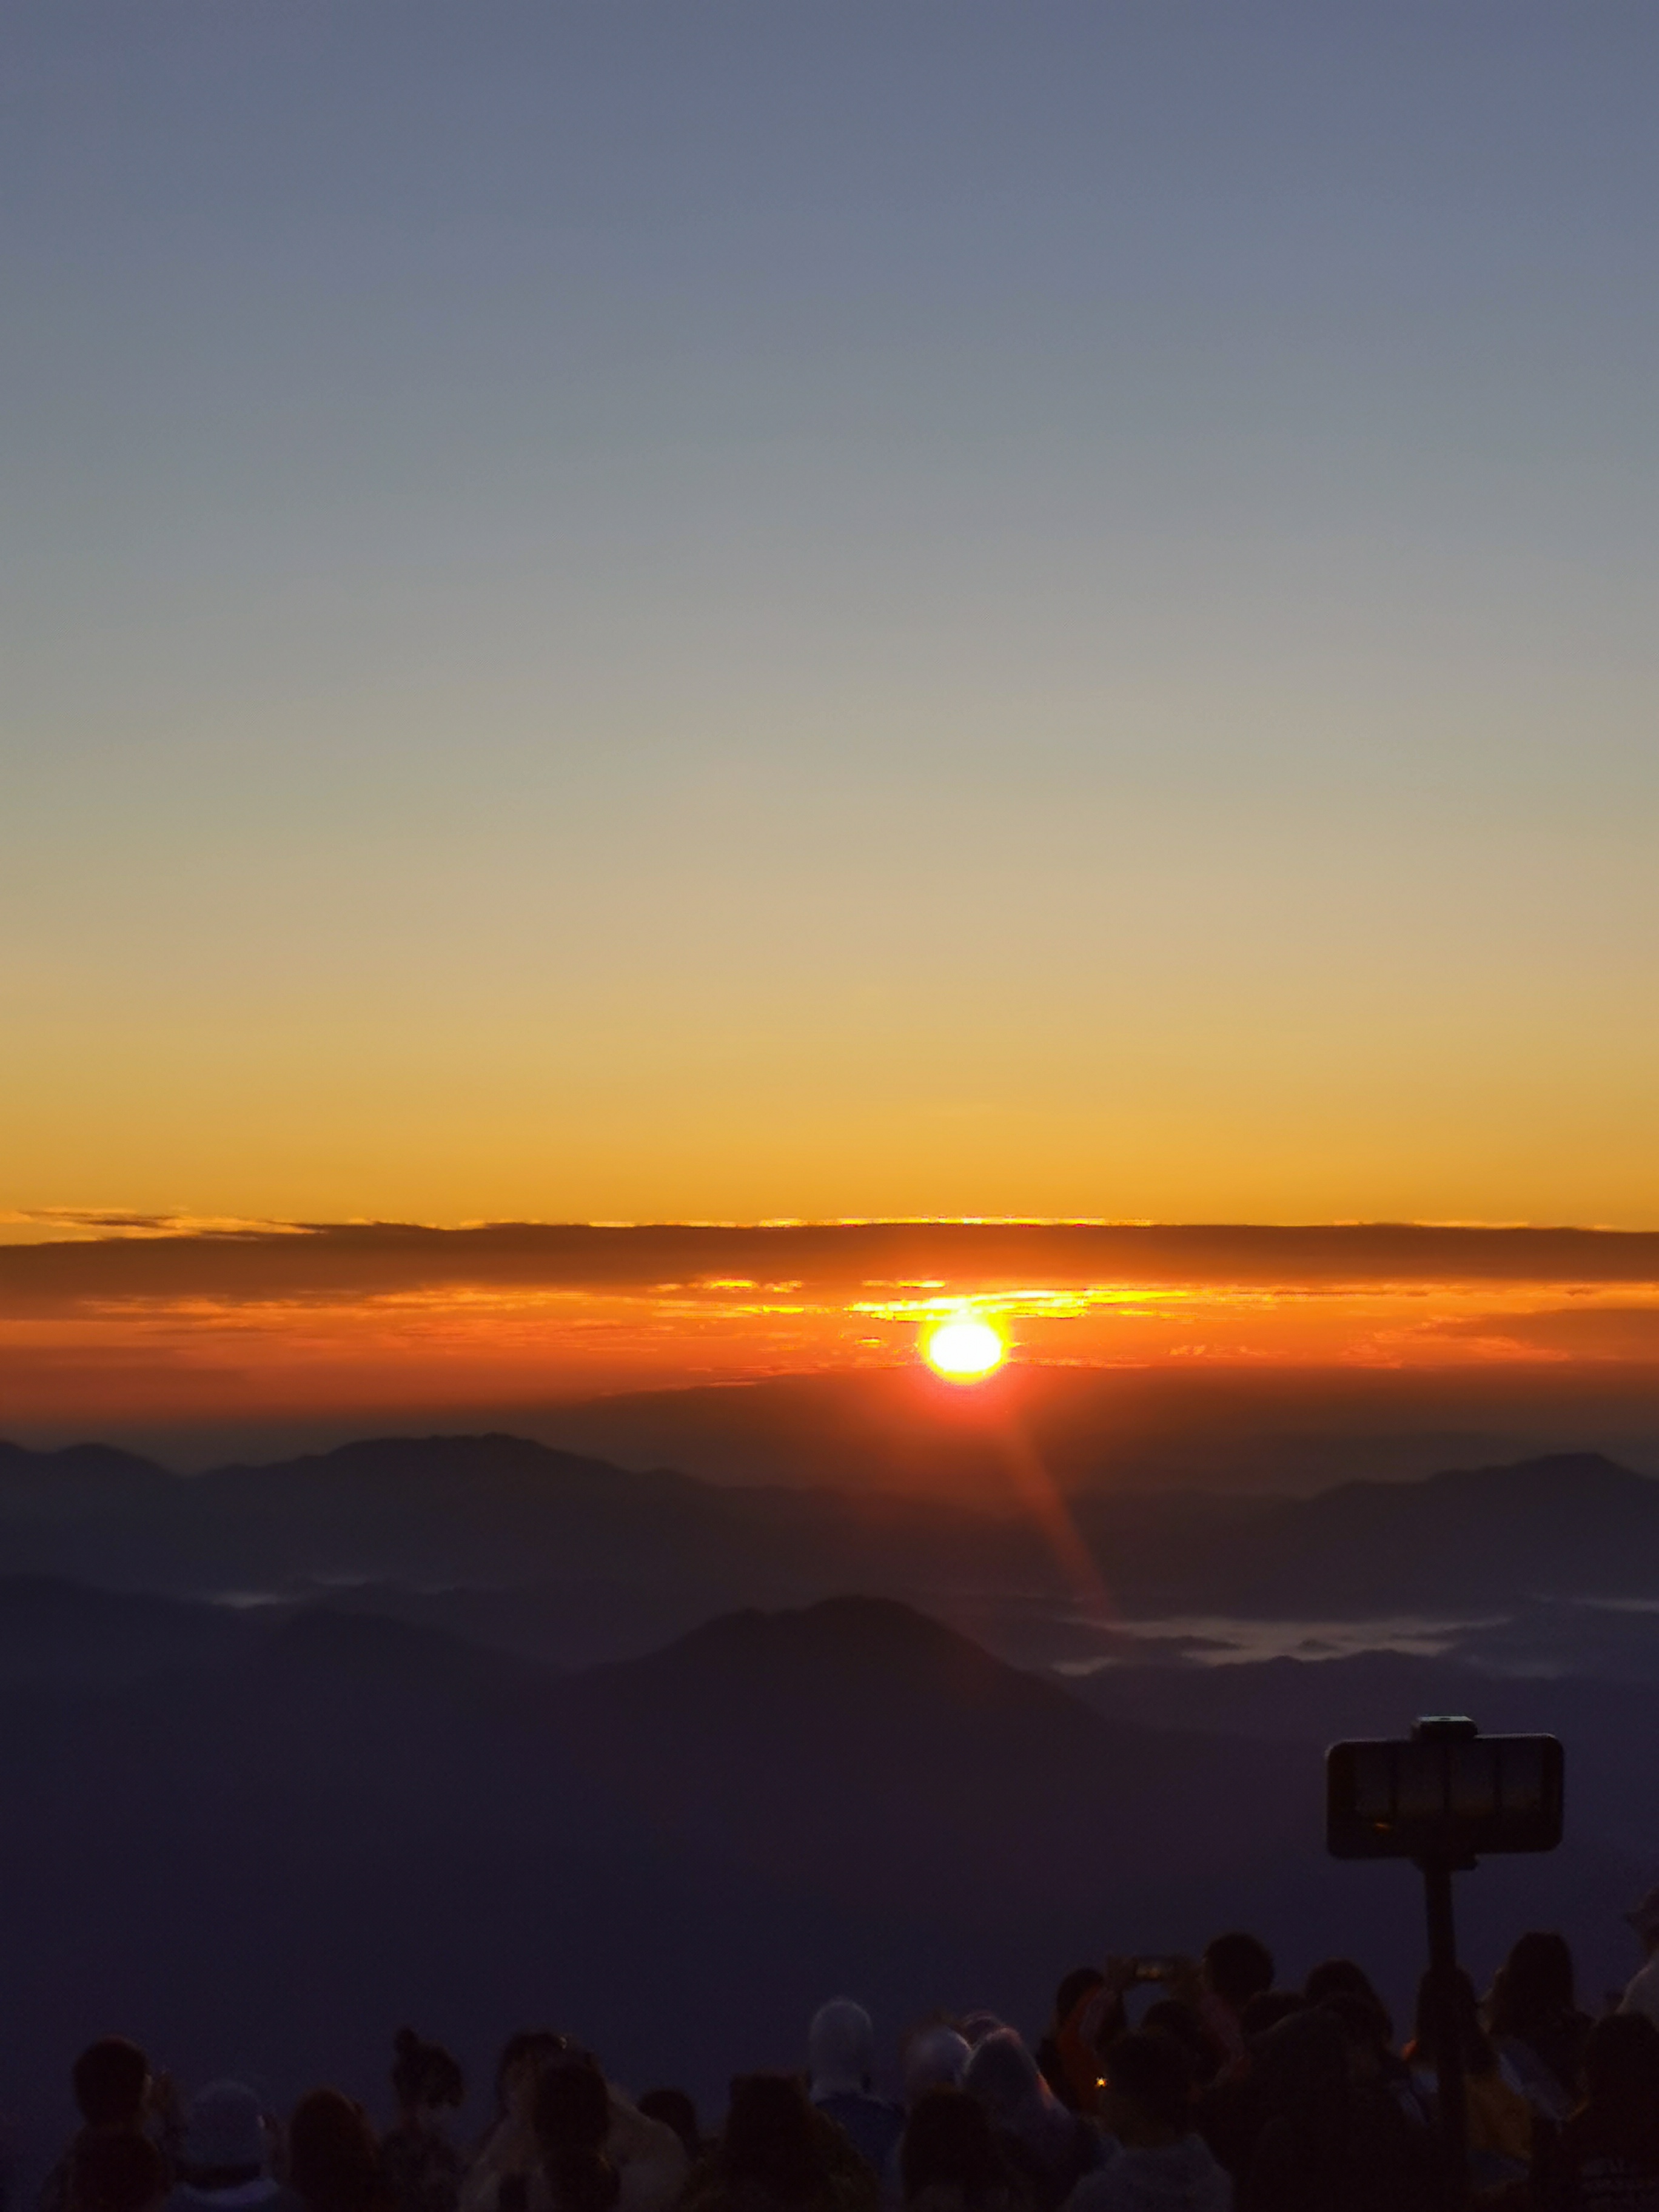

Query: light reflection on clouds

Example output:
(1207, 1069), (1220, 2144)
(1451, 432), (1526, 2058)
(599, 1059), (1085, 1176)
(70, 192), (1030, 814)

(1, 1219), (1658, 1430)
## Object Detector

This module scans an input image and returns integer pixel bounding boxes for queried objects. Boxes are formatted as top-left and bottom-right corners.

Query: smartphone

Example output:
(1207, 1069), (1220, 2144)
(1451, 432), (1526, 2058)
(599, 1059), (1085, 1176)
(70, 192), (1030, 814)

(1326, 1726), (1563, 1861)
(1131, 1956), (1185, 1983)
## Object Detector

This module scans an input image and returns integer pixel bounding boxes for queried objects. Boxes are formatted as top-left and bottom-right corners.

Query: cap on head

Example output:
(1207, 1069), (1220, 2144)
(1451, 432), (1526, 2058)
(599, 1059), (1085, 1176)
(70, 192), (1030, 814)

(807, 2000), (875, 2100)
(904, 2029), (971, 2103)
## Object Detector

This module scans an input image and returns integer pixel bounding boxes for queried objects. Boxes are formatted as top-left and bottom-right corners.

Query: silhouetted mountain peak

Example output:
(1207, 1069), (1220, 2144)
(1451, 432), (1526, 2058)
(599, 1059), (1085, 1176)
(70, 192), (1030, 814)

(0, 1438), (171, 1489)
(1430, 1450), (1650, 1498)
(210, 1430), (706, 1499)
(1187, 1450), (1659, 1616)
(0, 1441), (176, 1534)
(669, 1592), (984, 1667)
(581, 1591), (1118, 1749)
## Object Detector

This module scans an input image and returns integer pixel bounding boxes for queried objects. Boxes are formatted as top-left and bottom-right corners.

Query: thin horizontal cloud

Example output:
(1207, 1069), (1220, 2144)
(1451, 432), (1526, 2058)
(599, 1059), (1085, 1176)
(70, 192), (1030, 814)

(1421, 1307), (1659, 1361)
(3, 1218), (1659, 1314)
(4, 1218), (1659, 1445)
(0, 1210), (314, 1244)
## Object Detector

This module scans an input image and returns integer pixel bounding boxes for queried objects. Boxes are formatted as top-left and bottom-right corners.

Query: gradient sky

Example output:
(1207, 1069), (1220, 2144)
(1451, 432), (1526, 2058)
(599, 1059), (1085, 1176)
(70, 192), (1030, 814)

(4, 2), (1656, 1229)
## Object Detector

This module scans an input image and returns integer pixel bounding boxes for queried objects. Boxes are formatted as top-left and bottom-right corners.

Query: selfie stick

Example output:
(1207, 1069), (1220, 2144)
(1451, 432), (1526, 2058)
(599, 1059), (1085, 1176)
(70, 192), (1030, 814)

(1326, 1716), (1563, 2212)
(1413, 1717), (1476, 2212)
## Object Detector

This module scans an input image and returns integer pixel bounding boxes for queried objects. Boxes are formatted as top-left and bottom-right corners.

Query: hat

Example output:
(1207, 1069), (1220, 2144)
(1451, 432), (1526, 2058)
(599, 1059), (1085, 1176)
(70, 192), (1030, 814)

(903, 2028), (970, 2103)
(1626, 1888), (1659, 1942)
(808, 1999), (874, 2101)
(183, 2082), (267, 2176)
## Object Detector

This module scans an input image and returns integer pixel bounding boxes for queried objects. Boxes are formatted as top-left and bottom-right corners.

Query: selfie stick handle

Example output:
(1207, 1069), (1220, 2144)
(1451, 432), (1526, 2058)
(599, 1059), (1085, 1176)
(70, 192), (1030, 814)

(1422, 1855), (1469, 2211)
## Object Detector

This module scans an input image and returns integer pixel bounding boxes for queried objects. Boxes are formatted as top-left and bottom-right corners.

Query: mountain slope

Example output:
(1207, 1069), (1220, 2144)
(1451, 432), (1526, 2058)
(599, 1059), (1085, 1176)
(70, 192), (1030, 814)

(0, 1439), (172, 1516)
(1071, 1453), (1659, 1616)
(0, 1585), (1346, 2153)
(555, 1595), (1309, 1924)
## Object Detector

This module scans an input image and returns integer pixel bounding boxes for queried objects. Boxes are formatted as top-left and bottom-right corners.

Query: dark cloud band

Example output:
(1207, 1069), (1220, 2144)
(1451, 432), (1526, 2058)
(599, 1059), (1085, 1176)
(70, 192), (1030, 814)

(3, 1217), (1659, 1313)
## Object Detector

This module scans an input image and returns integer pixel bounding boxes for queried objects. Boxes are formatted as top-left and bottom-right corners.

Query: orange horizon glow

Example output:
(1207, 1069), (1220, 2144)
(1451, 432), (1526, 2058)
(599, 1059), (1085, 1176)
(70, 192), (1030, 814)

(2, 1218), (1659, 1447)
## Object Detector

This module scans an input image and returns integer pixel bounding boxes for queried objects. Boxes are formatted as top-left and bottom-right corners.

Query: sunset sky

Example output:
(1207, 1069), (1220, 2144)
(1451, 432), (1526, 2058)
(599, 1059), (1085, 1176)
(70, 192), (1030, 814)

(4, 5), (1657, 1444)
(2, 1219), (1658, 1466)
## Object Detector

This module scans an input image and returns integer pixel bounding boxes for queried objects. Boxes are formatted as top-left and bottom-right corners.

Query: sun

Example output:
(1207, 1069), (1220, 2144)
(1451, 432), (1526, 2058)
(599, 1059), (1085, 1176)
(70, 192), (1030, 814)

(923, 1312), (1008, 1383)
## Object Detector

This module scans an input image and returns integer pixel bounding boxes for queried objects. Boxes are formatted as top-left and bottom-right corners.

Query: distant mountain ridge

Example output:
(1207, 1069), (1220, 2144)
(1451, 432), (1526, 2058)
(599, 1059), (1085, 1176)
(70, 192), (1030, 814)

(0, 1439), (172, 1512)
(1074, 1451), (1659, 1616)
(0, 1430), (1059, 1617)
(528, 1364), (1659, 1501)
(1, 1434), (1657, 1639)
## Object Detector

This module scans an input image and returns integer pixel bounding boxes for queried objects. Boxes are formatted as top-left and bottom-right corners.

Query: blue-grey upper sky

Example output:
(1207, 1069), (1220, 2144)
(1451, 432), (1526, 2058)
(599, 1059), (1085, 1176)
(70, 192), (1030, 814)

(3, 3), (1655, 1228)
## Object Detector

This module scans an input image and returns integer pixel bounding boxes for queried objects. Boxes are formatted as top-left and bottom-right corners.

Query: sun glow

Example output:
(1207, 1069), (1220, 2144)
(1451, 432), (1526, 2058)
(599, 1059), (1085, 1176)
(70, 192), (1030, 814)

(924, 1312), (1007, 1382)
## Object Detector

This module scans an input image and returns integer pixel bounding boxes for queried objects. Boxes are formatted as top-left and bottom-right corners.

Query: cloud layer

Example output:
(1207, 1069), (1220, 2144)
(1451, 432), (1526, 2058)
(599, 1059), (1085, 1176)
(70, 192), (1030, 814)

(3, 1217), (1659, 1461)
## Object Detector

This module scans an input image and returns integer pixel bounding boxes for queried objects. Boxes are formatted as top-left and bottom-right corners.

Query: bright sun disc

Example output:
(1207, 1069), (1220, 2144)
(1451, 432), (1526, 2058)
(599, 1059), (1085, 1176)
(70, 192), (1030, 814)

(925, 1315), (1007, 1382)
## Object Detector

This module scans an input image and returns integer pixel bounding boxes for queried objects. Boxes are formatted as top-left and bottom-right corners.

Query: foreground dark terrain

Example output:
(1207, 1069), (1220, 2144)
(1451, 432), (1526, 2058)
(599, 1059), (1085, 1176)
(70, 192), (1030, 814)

(0, 1433), (1654, 2168)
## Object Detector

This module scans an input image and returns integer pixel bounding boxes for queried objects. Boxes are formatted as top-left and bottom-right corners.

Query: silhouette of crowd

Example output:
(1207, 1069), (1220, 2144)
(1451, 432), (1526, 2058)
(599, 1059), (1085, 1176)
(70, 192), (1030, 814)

(29, 1890), (1659, 2212)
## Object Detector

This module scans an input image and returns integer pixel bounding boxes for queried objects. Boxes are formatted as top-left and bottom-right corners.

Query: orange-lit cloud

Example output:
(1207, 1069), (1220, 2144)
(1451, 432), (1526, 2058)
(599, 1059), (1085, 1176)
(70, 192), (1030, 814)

(4, 1218), (1659, 1452)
